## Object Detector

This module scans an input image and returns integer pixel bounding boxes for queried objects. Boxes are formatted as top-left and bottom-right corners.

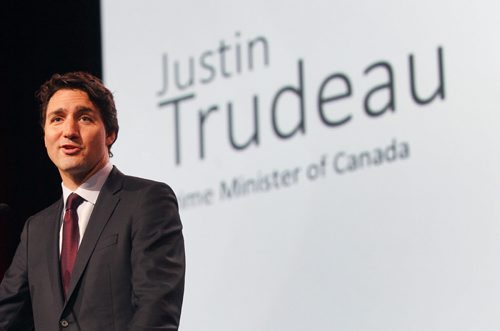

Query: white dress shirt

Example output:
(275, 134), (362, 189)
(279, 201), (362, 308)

(59, 162), (113, 253)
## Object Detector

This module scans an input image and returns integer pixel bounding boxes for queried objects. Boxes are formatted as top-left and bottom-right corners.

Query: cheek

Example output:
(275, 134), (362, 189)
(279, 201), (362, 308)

(43, 130), (57, 145)
(44, 130), (60, 152)
(90, 132), (108, 152)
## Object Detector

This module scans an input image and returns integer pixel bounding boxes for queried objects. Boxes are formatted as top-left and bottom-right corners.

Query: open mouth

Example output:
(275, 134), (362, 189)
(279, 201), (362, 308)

(61, 144), (82, 155)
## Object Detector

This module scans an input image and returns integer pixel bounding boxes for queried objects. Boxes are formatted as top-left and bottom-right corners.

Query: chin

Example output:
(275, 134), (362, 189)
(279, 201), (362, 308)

(57, 161), (85, 173)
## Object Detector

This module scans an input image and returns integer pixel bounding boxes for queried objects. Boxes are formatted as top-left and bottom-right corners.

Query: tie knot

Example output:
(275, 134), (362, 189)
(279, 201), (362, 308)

(66, 193), (84, 211)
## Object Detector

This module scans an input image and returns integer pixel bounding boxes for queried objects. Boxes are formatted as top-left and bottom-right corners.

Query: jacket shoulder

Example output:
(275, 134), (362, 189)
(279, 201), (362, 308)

(26, 198), (62, 226)
(110, 167), (175, 194)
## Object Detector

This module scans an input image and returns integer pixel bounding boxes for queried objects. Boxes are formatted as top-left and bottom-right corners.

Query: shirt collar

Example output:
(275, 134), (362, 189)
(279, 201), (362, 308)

(62, 162), (113, 208)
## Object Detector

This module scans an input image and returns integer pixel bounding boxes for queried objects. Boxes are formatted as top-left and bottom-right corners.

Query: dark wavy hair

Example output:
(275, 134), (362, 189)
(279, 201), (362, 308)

(36, 71), (119, 155)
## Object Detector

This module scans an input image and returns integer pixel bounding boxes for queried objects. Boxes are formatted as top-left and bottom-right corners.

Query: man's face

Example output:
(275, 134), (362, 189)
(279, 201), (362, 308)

(44, 89), (116, 186)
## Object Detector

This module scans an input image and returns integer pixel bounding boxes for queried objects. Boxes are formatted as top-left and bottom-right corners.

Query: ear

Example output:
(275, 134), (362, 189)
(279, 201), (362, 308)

(106, 131), (117, 147)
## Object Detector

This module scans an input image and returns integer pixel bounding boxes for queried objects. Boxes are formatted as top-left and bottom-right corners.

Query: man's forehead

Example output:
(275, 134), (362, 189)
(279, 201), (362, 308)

(47, 89), (97, 111)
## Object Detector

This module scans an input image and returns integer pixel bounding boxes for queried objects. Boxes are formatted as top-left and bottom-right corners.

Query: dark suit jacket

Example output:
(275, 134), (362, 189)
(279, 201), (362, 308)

(0, 167), (185, 330)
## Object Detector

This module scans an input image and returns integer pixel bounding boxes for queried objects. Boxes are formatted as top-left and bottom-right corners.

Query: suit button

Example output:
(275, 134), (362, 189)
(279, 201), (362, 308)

(60, 319), (69, 328)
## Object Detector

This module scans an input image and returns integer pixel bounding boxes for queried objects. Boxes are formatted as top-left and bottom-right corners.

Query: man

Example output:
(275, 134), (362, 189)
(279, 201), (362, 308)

(0, 72), (185, 330)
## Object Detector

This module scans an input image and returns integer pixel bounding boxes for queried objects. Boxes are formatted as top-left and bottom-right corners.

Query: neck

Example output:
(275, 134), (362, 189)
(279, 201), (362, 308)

(60, 160), (109, 191)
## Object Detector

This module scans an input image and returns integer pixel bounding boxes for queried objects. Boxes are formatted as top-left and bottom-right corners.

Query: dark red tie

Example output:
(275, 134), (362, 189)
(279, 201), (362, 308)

(60, 193), (84, 297)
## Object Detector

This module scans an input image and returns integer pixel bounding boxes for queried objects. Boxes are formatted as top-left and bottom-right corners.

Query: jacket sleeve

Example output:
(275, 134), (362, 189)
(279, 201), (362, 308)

(129, 182), (185, 331)
(0, 219), (34, 331)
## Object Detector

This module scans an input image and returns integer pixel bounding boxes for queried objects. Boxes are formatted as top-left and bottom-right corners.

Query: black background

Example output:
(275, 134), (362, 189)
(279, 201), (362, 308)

(0, 0), (101, 278)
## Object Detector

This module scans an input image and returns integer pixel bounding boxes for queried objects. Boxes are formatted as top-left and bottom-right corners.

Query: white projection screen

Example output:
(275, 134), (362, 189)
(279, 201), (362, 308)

(102, 1), (500, 330)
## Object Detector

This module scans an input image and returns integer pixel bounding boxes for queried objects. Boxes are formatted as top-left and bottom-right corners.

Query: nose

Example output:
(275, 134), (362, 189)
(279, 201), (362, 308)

(63, 117), (80, 139)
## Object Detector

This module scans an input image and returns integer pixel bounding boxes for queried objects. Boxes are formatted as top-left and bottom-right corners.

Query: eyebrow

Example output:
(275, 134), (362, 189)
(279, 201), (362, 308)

(47, 106), (96, 117)
(74, 106), (96, 115)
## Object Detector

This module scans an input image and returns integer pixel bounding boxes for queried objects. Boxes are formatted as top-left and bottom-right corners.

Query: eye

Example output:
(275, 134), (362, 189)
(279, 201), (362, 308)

(80, 115), (93, 122)
(50, 116), (63, 123)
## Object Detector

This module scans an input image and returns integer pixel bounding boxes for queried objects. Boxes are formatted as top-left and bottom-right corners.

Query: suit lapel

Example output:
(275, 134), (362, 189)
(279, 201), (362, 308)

(46, 199), (65, 310)
(62, 167), (124, 310)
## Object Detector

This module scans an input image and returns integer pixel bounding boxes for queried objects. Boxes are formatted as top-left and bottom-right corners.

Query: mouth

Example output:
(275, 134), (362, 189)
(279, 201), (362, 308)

(61, 144), (83, 155)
